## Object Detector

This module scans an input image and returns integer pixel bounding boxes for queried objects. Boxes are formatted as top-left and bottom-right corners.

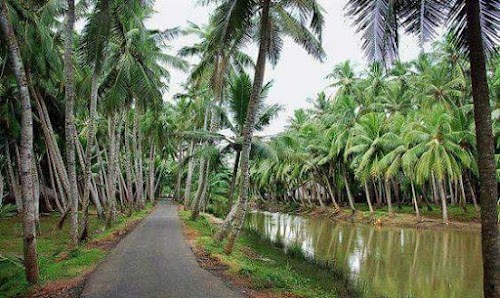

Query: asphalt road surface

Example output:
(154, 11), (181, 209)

(82, 201), (242, 298)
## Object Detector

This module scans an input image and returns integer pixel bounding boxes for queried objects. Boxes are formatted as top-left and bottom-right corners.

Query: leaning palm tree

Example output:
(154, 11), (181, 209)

(345, 1), (499, 294)
(213, 0), (326, 254)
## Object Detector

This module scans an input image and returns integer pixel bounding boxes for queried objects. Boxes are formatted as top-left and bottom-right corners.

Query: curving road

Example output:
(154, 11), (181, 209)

(81, 201), (242, 298)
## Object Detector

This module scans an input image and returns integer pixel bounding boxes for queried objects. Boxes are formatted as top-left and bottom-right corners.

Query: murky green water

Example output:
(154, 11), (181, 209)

(245, 211), (482, 298)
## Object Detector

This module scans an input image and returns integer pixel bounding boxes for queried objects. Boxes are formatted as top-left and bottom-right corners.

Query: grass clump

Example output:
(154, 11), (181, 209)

(0, 203), (154, 297)
(180, 210), (369, 298)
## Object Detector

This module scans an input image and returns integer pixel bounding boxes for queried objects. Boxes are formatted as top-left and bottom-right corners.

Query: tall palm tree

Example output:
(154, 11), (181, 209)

(0, 0), (38, 284)
(347, 112), (398, 215)
(214, 0), (326, 254)
(345, 1), (499, 293)
(63, 0), (79, 246)
(221, 72), (281, 209)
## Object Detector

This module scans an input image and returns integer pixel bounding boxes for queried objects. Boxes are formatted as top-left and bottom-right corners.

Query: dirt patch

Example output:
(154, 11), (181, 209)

(26, 276), (86, 298)
(180, 221), (300, 298)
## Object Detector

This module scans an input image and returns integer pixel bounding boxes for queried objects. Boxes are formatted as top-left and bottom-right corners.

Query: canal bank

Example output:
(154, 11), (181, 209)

(255, 202), (482, 232)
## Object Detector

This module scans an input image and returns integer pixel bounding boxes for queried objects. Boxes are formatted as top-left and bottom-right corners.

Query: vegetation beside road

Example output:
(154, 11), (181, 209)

(0, 205), (153, 297)
(179, 210), (372, 298)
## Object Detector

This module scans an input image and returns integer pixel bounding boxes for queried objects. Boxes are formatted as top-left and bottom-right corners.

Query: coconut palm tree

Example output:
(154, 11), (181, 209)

(220, 72), (281, 209)
(347, 112), (398, 215)
(213, 0), (325, 254)
(404, 107), (473, 223)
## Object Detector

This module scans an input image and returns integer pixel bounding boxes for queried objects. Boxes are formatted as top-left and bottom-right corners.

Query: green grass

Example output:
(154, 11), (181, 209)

(0, 204), (154, 297)
(179, 210), (372, 298)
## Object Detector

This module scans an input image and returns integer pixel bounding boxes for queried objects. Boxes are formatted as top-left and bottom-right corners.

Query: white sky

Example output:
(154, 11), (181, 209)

(147, 0), (420, 135)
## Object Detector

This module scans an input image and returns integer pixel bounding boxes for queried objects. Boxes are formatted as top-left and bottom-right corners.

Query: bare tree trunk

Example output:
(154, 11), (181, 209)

(364, 182), (374, 215)
(183, 141), (195, 208)
(325, 176), (340, 210)
(465, 173), (480, 212)
(148, 142), (155, 204)
(174, 144), (184, 201)
(438, 179), (449, 224)
(133, 107), (145, 209)
(410, 181), (420, 218)
(32, 155), (40, 225)
(0, 3), (39, 283)
(466, 1), (499, 295)
(227, 149), (241, 210)
(80, 70), (100, 241)
(63, 0), (79, 245)
(124, 122), (134, 208)
(47, 151), (64, 213)
(105, 114), (118, 228)
(384, 179), (393, 215)
(343, 174), (356, 212)
(191, 158), (210, 219)
(5, 145), (22, 212)
(75, 131), (103, 218)
(0, 169), (4, 203)
(458, 174), (469, 212)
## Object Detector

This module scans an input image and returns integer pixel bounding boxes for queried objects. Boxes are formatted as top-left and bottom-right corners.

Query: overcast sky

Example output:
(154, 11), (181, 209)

(147, 0), (420, 135)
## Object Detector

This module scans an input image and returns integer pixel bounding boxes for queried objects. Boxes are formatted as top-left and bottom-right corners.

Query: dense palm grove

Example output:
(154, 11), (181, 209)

(250, 51), (499, 224)
(0, 0), (498, 296)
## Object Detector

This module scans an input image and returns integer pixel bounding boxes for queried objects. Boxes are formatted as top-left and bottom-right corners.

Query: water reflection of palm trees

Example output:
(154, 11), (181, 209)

(246, 212), (482, 298)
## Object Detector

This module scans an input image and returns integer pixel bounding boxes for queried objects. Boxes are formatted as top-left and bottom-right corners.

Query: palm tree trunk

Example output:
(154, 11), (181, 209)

(227, 149), (241, 210)
(47, 149), (63, 213)
(148, 142), (155, 204)
(63, 0), (79, 245)
(222, 0), (272, 254)
(0, 169), (4, 205)
(30, 82), (72, 201)
(105, 114), (118, 228)
(31, 155), (40, 225)
(384, 179), (393, 215)
(437, 179), (449, 224)
(325, 176), (340, 210)
(343, 174), (356, 212)
(364, 182), (374, 215)
(76, 130), (103, 217)
(465, 1), (499, 295)
(133, 107), (144, 208)
(465, 173), (480, 212)
(184, 141), (195, 208)
(5, 145), (22, 212)
(124, 122), (134, 208)
(191, 158), (210, 219)
(0, 3), (39, 283)
(80, 69), (100, 241)
(458, 174), (469, 212)
(410, 181), (420, 218)
(174, 143), (184, 200)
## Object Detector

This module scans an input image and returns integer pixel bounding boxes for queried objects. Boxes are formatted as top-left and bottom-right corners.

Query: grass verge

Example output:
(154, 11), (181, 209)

(179, 209), (370, 298)
(0, 204), (154, 298)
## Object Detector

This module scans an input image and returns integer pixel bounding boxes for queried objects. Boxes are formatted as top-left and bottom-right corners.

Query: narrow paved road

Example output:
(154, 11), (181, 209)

(82, 201), (242, 298)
